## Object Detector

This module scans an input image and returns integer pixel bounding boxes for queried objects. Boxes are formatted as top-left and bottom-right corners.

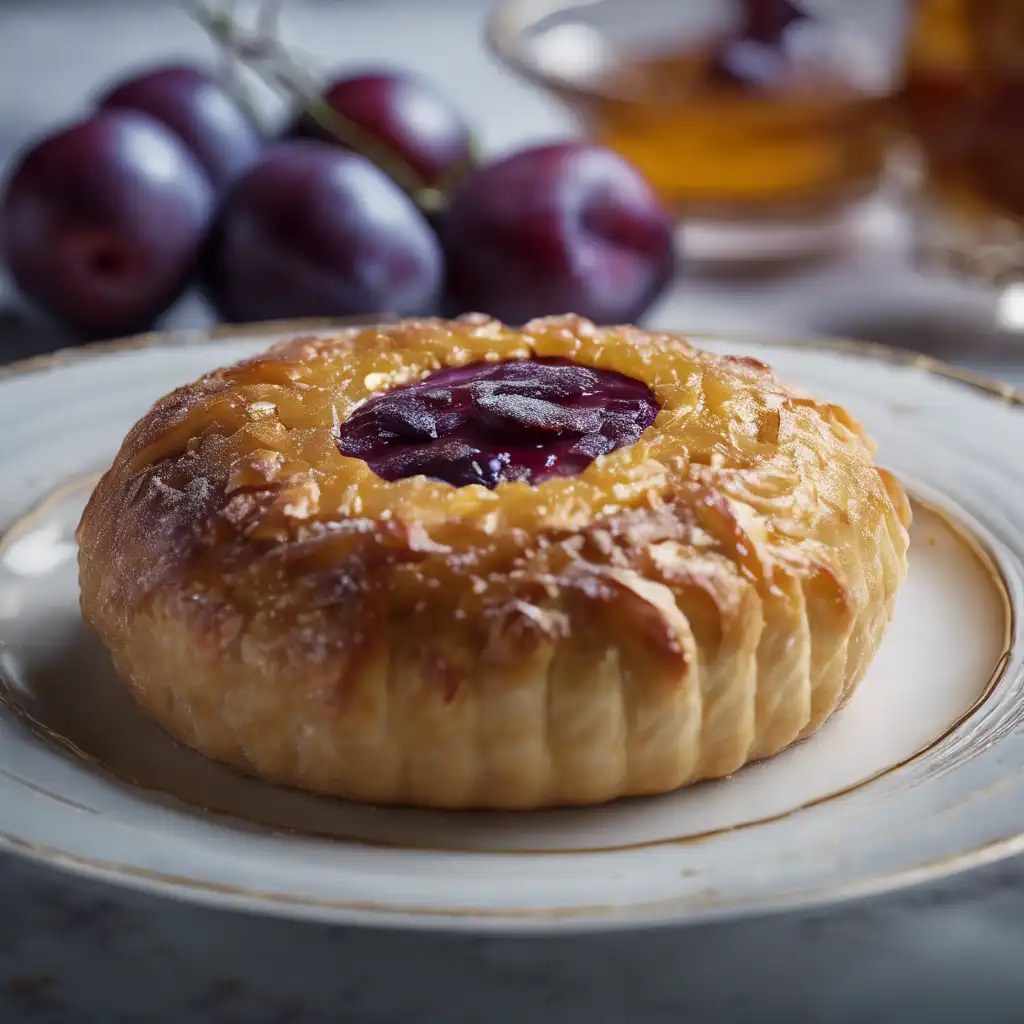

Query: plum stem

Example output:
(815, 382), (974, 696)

(187, 0), (463, 213)
(215, 0), (263, 129)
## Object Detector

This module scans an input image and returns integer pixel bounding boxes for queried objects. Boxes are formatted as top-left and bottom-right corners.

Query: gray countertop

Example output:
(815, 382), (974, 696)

(4, 3), (1024, 1021)
(6, 850), (1024, 1023)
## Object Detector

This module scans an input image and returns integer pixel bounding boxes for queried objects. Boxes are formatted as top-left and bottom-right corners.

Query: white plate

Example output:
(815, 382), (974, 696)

(0, 323), (1021, 933)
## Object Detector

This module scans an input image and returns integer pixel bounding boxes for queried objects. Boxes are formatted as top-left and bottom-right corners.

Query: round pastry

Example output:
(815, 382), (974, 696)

(78, 314), (911, 809)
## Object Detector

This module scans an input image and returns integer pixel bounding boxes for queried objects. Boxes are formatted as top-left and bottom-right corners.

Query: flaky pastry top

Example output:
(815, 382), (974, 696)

(78, 314), (911, 669)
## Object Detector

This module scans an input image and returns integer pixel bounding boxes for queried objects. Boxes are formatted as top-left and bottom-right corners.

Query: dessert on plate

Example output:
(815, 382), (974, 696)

(78, 314), (911, 809)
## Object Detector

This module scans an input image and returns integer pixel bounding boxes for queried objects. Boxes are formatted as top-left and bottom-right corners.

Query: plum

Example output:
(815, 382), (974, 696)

(2, 110), (215, 337)
(204, 140), (443, 322)
(439, 142), (675, 325)
(98, 64), (262, 192)
(287, 71), (472, 189)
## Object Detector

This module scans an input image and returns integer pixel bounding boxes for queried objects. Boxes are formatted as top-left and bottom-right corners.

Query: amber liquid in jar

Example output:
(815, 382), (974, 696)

(577, 15), (894, 219)
(901, 0), (1024, 237)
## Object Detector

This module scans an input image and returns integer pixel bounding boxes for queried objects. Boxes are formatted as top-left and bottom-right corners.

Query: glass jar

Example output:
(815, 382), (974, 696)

(488, 0), (906, 262)
(900, 0), (1024, 326)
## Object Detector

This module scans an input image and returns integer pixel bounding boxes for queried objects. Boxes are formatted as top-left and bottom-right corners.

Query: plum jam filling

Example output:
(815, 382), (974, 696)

(336, 358), (660, 488)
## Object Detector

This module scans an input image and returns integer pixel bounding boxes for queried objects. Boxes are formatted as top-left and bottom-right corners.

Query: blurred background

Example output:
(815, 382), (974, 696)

(1, 0), (1023, 385)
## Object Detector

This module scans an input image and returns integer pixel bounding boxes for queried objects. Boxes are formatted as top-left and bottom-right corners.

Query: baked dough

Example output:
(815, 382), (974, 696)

(78, 315), (911, 809)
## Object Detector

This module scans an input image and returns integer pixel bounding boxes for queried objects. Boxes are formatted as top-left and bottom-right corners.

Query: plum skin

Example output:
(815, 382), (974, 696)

(438, 142), (676, 326)
(97, 64), (262, 192)
(1, 110), (215, 338)
(203, 140), (444, 323)
(287, 70), (472, 188)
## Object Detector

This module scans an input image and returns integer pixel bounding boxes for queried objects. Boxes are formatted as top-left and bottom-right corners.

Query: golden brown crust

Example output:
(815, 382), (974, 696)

(77, 314), (911, 808)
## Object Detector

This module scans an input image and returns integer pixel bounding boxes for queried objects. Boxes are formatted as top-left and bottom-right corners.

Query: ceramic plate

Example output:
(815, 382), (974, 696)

(0, 322), (1021, 933)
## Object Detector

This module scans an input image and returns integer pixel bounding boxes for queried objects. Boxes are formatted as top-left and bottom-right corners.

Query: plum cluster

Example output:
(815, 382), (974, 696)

(1, 62), (675, 339)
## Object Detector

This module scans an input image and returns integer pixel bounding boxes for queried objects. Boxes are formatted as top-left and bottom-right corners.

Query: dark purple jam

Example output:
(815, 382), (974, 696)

(336, 358), (659, 488)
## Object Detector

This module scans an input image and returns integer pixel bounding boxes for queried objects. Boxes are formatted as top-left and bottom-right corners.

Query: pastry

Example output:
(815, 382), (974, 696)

(78, 314), (911, 809)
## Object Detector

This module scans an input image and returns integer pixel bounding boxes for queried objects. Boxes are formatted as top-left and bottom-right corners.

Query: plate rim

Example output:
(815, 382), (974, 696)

(6, 822), (1024, 935)
(1, 316), (1022, 933)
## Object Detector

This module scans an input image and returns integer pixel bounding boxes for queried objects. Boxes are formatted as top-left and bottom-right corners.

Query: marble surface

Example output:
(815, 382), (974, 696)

(3, 2), (1024, 1021)
(6, 851), (1024, 1023)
